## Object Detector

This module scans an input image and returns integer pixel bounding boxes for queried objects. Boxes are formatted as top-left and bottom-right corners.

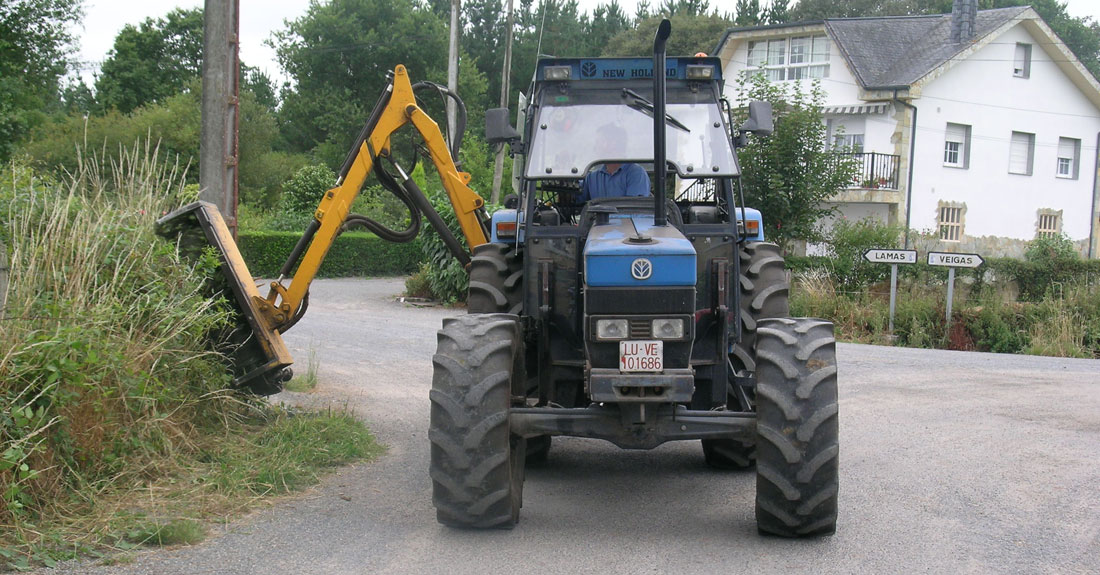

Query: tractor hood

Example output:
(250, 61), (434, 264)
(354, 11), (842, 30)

(583, 215), (696, 287)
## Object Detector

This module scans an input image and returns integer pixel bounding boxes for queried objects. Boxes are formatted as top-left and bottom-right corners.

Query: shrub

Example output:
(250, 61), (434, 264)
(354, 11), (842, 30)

(236, 231), (421, 278)
(822, 217), (903, 292)
(281, 164), (336, 215)
(964, 300), (1029, 354)
(1012, 234), (1085, 301)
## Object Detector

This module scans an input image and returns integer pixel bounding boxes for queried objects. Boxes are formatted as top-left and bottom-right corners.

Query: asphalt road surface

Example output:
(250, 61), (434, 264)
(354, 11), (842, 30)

(50, 278), (1099, 575)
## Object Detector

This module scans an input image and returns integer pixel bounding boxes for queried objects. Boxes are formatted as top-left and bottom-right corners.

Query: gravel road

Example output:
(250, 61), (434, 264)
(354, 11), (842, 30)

(48, 278), (1100, 575)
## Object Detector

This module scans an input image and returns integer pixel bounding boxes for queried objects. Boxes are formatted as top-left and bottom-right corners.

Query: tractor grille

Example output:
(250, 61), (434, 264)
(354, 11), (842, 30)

(629, 320), (651, 339)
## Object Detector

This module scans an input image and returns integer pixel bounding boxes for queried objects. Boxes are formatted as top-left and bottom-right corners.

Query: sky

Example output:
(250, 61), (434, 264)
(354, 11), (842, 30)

(73, 0), (1100, 88)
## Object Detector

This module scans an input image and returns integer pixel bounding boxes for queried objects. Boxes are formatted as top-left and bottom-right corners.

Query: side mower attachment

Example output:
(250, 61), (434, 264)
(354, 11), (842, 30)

(156, 201), (293, 395)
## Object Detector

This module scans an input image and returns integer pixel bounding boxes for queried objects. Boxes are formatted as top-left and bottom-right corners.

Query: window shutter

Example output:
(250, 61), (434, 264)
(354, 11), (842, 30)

(945, 124), (966, 144)
(1057, 138), (1074, 159)
(1009, 132), (1032, 175)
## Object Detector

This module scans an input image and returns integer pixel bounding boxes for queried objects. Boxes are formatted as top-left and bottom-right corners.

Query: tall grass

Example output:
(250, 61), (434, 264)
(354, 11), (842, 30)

(790, 266), (1100, 357)
(0, 145), (235, 537)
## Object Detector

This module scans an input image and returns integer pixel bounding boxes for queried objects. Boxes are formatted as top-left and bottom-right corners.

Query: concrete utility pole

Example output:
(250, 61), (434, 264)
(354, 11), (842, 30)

(490, 0), (515, 205)
(199, 0), (240, 237)
(447, 0), (461, 140)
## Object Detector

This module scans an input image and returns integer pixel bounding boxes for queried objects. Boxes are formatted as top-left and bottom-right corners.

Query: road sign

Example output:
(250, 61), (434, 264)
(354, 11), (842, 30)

(926, 252), (984, 268)
(863, 249), (917, 264)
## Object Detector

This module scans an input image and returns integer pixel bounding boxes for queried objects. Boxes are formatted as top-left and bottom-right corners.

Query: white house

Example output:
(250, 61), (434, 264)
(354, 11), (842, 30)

(714, 1), (1100, 258)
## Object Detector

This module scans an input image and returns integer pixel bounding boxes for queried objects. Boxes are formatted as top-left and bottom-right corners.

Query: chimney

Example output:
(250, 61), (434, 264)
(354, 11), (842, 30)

(950, 0), (978, 42)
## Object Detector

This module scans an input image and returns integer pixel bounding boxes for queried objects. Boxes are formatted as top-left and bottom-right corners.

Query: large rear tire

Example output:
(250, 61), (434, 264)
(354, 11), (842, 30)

(430, 314), (526, 528)
(730, 242), (789, 375)
(754, 317), (839, 537)
(467, 243), (522, 314)
(702, 242), (789, 469)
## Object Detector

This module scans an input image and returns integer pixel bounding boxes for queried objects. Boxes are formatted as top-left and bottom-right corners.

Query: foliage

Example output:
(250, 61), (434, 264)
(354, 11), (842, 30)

(415, 165), (472, 304)
(273, 0), (449, 163)
(237, 230), (422, 278)
(281, 164), (336, 215)
(95, 8), (204, 113)
(22, 86), (294, 206)
(0, 154), (380, 568)
(964, 299), (1030, 354)
(603, 12), (732, 56)
(790, 257), (1100, 358)
(734, 73), (860, 251)
(1010, 234), (1084, 301)
(0, 0), (82, 162)
(822, 217), (904, 292)
(0, 147), (231, 533)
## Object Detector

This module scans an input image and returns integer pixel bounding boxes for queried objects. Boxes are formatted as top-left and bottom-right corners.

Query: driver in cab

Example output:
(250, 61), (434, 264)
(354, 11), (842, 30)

(579, 124), (651, 202)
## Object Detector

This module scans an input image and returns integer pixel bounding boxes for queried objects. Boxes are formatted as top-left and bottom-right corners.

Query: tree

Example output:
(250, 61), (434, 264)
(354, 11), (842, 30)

(734, 73), (859, 251)
(95, 8), (204, 113)
(766, 0), (791, 24)
(734, 0), (763, 26)
(273, 0), (450, 166)
(603, 12), (732, 56)
(242, 65), (279, 113)
(0, 0), (82, 162)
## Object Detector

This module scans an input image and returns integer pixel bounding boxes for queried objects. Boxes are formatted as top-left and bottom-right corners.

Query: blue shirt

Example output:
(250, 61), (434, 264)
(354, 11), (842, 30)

(579, 164), (651, 202)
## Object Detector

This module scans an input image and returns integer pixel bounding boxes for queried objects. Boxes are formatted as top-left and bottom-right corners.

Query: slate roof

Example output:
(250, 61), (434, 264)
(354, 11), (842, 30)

(715, 7), (1031, 89)
(825, 7), (1030, 89)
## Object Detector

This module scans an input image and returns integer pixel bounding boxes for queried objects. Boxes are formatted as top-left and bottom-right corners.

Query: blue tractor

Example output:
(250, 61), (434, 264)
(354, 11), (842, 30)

(430, 23), (840, 536)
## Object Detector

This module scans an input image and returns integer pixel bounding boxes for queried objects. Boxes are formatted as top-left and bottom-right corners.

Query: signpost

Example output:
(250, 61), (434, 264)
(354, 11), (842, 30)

(862, 249), (917, 332)
(926, 252), (984, 324)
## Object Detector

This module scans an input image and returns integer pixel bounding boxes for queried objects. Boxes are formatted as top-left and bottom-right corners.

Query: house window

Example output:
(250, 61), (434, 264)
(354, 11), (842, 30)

(1009, 131), (1035, 175)
(944, 123), (971, 168)
(828, 117), (865, 153)
(1014, 43), (1032, 78)
(832, 133), (864, 152)
(938, 203), (965, 242)
(1036, 209), (1062, 239)
(1056, 137), (1080, 179)
(747, 35), (830, 81)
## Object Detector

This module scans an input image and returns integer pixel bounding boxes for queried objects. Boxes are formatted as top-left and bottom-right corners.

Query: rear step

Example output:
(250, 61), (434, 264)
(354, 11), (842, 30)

(156, 201), (293, 395)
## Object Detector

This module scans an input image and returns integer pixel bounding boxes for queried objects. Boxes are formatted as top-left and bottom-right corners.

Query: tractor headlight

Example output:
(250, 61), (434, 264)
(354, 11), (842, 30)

(595, 319), (629, 340)
(544, 66), (572, 80)
(651, 318), (685, 339)
(686, 65), (714, 80)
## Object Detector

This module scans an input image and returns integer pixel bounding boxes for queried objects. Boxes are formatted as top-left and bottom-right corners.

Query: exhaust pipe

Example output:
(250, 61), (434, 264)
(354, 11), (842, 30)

(652, 19), (671, 227)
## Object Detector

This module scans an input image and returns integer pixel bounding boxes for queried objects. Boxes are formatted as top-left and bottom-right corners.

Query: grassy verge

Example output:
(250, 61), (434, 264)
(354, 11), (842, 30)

(790, 267), (1100, 357)
(0, 148), (379, 569)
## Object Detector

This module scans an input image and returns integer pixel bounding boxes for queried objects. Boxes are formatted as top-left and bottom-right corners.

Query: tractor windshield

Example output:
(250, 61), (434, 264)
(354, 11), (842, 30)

(525, 86), (739, 180)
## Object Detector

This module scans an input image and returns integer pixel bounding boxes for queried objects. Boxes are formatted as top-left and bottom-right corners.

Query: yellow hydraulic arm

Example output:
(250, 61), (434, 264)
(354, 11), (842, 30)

(156, 65), (490, 394)
(255, 65), (489, 329)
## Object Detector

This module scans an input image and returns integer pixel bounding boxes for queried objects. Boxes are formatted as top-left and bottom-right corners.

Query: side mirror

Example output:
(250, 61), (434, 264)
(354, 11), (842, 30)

(740, 101), (773, 137)
(485, 108), (521, 145)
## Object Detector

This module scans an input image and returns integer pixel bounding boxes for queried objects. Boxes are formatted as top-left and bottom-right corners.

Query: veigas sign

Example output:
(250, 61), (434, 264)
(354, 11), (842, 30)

(926, 252), (984, 268)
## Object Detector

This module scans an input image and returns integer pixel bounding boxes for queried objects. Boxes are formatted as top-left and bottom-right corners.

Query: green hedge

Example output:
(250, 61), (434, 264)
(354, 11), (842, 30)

(237, 230), (421, 278)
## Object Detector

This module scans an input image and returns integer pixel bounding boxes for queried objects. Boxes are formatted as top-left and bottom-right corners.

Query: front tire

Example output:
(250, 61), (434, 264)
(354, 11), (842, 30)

(754, 318), (839, 537)
(430, 314), (526, 528)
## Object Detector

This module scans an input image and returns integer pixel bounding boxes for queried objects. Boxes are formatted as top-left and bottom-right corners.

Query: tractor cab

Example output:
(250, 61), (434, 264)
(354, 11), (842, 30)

(483, 55), (769, 417)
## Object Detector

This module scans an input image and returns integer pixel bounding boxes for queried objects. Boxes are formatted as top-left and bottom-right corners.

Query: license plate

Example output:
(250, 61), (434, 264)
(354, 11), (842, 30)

(619, 340), (663, 372)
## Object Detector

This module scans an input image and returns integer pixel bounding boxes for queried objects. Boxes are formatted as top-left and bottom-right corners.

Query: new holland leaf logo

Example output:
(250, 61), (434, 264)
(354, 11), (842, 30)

(581, 62), (597, 78)
(631, 258), (653, 280)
